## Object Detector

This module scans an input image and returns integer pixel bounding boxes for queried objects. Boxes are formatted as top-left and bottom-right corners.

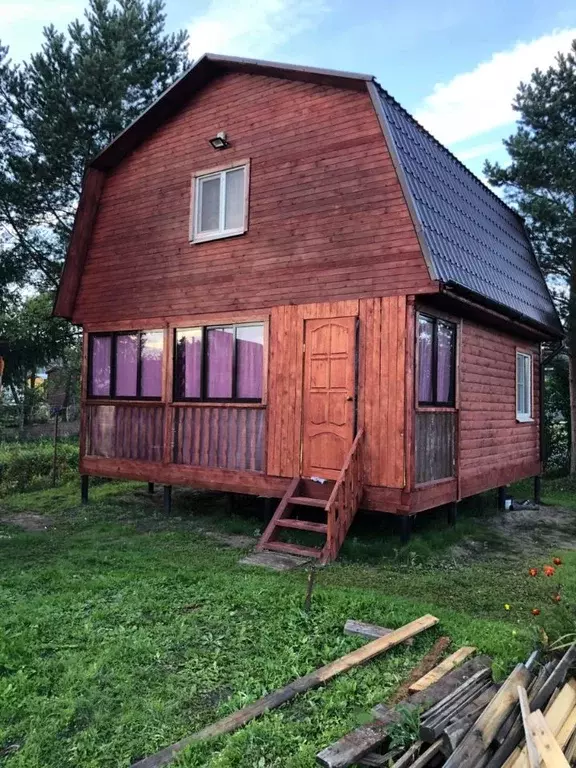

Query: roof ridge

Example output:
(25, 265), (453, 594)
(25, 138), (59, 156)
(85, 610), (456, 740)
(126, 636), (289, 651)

(373, 82), (523, 225)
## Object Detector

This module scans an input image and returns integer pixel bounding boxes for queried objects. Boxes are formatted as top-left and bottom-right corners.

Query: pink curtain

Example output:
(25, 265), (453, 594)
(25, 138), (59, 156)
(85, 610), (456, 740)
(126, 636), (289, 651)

(115, 334), (138, 397)
(91, 336), (111, 396)
(436, 323), (454, 403)
(417, 316), (433, 403)
(236, 326), (264, 399)
(207, 327), (234, 398)
(141, 331), (163, 397)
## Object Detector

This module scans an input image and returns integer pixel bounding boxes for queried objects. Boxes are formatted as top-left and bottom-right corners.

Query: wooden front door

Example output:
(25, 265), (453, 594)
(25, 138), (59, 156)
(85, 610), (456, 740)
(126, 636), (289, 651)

(301, 316), (357, 480)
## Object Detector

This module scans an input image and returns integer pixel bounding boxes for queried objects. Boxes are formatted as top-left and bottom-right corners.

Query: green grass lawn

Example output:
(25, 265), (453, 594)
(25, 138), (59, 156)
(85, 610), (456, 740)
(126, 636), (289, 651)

(1, 479), (575, 767)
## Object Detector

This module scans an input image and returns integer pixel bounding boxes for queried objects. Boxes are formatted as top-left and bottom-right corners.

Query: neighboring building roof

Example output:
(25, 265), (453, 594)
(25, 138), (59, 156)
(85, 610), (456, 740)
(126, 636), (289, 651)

(375, 87), (563, 336)
(55, 53), (563, 337)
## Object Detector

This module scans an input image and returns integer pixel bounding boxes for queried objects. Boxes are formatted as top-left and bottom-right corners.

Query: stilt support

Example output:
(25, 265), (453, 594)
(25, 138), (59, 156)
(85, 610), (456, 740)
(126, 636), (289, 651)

(163, 485), (172, 514)
(81, 475), (89, 505)
(263, 497), (278, 527)
(148, 482), (155, 494)
(534, 475), (542, 505)
(447, 501), (458, 527)
(497, 485), (507, 511)
(400, 515), (412, 545)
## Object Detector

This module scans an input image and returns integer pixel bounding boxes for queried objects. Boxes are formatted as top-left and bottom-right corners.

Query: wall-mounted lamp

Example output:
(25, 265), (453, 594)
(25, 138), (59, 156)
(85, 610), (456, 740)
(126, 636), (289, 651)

(209, 131), (230, 150)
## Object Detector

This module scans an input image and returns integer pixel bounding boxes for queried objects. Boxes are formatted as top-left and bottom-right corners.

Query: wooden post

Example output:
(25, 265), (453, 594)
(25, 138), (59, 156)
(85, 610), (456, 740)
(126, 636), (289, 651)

(497, 486), (507, 511)
(52, 408), (60, 487)
(400, 515), (412, 545)
(534, 475), (541, 505)
(163, 485), (172, 514)
(225, 492), (235, 515)
(263, 497), (277, 526)
(447, 502), (458, 527)
(148, 482), (155, 494)
(81, 475), (89, 505)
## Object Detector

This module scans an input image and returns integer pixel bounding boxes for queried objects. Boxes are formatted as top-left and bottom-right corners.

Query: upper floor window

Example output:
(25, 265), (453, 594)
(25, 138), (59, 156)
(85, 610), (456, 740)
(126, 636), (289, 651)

(516, 351), (533, 421)
(88, 331), (164, 400)
(192, 163), (248, 243)
(417, 314), (456, 407)
(174, 322), (264, 402)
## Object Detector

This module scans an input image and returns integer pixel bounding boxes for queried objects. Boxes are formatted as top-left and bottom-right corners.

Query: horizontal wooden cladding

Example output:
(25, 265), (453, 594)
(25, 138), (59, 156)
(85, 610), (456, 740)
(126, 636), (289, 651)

(173, 406), (265, 471)
(81, 456), (289, 496)
(409, 479), (458, 514)
(415, 411), (456, 484)
(73, 72), (434, 324)
(86, 404), (164, 462)
(359, 295), (406, 488)
(459, 321), (540, 487)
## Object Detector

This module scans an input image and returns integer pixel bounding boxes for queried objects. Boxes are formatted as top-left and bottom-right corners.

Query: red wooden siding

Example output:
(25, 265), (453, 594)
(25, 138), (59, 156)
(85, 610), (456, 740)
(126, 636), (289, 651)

(173, 405), (265, 471)
(459, 322), (540, 497)
(86, 404), (165, 462)
(73, 72), (434, 324)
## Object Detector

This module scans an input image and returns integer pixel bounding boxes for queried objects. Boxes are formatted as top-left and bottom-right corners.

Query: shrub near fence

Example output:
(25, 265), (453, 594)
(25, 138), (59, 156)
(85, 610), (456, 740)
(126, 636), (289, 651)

(0, 439), (79, 495)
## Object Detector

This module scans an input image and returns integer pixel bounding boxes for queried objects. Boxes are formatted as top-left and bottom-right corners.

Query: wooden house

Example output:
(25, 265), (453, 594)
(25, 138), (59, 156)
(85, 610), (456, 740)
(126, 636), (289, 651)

(54, 54), (563, 563)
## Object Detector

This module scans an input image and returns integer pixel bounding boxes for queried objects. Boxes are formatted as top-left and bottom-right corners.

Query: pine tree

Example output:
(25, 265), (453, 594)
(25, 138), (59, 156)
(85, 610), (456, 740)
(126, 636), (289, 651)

(0, 0), (189, 292)
(484, 39), (576, 471)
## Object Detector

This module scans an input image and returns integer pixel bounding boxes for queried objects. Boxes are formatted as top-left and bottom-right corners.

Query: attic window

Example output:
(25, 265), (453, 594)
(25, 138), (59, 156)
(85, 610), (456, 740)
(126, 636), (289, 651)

(191, 162), (249, 243)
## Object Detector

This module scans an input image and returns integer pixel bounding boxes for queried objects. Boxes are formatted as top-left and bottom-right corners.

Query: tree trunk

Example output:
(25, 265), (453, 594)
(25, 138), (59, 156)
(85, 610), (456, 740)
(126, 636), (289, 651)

(568, 236), (576, 474)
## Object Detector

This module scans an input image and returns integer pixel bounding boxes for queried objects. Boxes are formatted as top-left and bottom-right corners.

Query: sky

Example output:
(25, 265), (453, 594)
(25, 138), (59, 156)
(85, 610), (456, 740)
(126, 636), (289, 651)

(1, 0), (576, 179)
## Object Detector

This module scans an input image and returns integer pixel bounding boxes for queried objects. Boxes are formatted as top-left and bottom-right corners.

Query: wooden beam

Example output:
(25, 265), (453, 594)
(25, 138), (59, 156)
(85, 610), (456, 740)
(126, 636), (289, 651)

(409, 646), (476, 693)
(131, 614), (438, 768)
(528, 709), (570, 767)
(518, 686), (541, 768)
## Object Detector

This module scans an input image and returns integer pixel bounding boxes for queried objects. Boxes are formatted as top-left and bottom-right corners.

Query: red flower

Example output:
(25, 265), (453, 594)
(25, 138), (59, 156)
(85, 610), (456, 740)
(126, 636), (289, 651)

(528, 568), (538, 577)
(532, 608), (541, 616)
(552, 594), (561, 603)
(543, 565), (556, 577)
(553, 557), (562, 566)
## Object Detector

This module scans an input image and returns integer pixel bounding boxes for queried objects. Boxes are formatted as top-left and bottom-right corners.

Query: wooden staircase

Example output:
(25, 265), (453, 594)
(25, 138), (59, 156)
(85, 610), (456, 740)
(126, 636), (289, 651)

(256, 430), (364, 564)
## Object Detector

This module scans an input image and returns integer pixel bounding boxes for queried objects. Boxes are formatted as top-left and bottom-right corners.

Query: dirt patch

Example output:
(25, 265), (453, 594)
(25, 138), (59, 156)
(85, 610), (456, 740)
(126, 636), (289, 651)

(1, 513), (52, 531)
(450, 504), (576, 563)
(195, 527), (255, 549)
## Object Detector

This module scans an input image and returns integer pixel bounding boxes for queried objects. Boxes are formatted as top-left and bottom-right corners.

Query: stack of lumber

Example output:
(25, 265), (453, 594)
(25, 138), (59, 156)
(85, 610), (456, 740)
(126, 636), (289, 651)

(317, 643), (576, 768)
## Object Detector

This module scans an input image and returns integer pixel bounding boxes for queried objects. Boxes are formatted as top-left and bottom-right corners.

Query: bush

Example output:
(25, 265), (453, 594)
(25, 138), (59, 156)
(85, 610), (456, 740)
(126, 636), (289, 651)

(0, 439), (79, 495)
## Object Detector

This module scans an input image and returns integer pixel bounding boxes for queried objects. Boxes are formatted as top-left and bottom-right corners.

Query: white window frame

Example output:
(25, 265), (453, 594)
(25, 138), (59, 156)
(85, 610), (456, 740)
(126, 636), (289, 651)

(516, 351), (533, 422)
(190, 160), (250, 243)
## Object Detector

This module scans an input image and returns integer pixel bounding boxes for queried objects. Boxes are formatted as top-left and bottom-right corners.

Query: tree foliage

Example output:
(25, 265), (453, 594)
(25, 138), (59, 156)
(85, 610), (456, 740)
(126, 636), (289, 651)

(0, 0), (189, 292)
(484, 39), (576, 471)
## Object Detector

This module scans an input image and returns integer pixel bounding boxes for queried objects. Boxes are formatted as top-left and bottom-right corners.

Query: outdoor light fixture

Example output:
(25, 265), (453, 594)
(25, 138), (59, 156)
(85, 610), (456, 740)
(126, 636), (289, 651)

(209, 131), (229, 150)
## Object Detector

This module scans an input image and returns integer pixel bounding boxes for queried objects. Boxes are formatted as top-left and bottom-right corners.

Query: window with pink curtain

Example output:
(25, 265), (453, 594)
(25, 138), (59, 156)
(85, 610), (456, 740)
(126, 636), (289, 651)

(90, 335), (112, 396)
(236, 325), (264, 399)
(140, 331), (164, 398)
(417, 316), (434, 403)
(207, 327), (234, 399)
(173, 323), (265, 401)
(175, 328), (202, 399)
(417, 314), (456, 406)
(115, 334), (138, 397)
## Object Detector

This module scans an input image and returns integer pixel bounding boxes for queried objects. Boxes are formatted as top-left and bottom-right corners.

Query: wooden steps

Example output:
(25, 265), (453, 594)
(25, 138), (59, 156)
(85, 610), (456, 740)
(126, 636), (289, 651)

(255, 430), (365, 564)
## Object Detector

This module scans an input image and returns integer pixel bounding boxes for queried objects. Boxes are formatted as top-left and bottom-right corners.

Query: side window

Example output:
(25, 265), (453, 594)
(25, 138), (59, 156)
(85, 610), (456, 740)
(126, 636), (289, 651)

(417, 314), (456, 407)
(88, 331), (164, 399)
(192, 164), (248, 242)
(174, 323), (264, 402)
(516, 352), (532, 421)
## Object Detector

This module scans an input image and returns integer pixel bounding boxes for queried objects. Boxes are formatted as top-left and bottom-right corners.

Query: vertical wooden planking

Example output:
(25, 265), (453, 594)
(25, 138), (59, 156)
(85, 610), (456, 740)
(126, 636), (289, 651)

(404, 297), (416, 491)
(266, 306), (281, 476)
(379, 297), (392, 486)
(394, 296), (407, 487)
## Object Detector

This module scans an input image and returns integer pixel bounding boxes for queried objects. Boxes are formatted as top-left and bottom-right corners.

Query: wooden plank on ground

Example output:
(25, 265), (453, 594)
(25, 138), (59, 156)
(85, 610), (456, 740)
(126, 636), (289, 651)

(518, 685), (541, 768)
(409, 646), (476, 693)
(388, 636), (451, 705)
(444, 664), (532, 768)
(528, 709), (570, 767)
(343, 619), (413, 645)
(556, 703), (576, 749)
(131, 614), (438, 768)
(318, 655), (492, 768)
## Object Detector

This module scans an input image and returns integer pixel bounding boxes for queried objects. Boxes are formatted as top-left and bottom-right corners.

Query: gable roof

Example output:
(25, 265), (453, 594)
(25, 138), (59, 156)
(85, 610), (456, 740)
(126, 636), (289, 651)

(55, 53), (562, 338)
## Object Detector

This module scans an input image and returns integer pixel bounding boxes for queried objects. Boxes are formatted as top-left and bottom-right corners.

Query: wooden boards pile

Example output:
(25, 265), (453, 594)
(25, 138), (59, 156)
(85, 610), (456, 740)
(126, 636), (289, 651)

(317, 643), (576, 768)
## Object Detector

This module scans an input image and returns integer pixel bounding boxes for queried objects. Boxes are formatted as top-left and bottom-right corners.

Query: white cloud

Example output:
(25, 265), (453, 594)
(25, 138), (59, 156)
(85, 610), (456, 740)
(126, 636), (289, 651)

(415, 28), (576, 146)
(187, 0), (329, 60)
